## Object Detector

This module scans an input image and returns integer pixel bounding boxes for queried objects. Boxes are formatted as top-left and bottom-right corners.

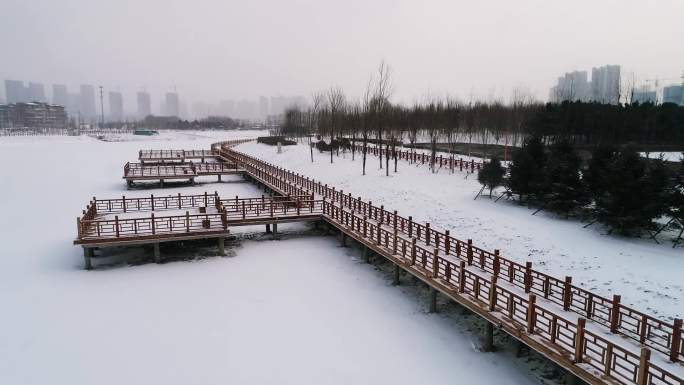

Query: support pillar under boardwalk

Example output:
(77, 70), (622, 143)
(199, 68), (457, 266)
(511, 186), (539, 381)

(340, 232), (347, 247)
(393, 264), (400, 286)
(429, 287), (437, 313)
(217, 174), (222, 182)
(218, 237), (225, 256)
(265, 224), (271, 233)
(83, 247), (93, 270)
(272, 223), (278, 239)
(363, 245), (370, 263)
(483, 321), (494, 352)
(154, 243), (161, 264)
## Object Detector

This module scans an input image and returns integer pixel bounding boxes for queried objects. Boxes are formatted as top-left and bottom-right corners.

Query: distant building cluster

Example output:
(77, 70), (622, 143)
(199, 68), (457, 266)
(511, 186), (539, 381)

(191, 95), (306, 121)
(3, 79), (176, 123)
(0, 102), (67, 129)
(549, 65), (621, 104)
(663, 85), (684, 105)
(3, 79), (305, 123)
(549, 66), (684, 106)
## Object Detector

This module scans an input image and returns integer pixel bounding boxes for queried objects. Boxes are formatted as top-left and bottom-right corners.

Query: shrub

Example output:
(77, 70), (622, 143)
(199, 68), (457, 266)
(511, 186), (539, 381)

(478, 157), (505, 197)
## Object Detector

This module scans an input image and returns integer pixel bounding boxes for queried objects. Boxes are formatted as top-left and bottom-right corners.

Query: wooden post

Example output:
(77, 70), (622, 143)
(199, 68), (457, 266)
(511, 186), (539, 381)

(574, 318), (586, 363)
(393, 264), (400, 286)
(488, 276), (498, 311)
(524, 262), (532, 293)
(154, 243), (161, 264)
(458, 261), (466, 294)
(604, 344), (613, 376)
(493, 249), (500, 276)
(671, 318), (682, 362)
(563, 276), (572, 311)
(114, 215), (120, 237)
(429, 288), (437, 313)
(445, 230), (450, 254)
(218, 237), (225, 256)
(411, 238), (417, 265)
(83, 248), (93, 270)
(363, 245), (369, 263)
(484, 322), (494, 352)
(636, 347), (651, 385)
(609, 295), (621, 333)
(467, 239), (473, 265)
(527, 294), (536, 334)
(432, 249), (439, 278)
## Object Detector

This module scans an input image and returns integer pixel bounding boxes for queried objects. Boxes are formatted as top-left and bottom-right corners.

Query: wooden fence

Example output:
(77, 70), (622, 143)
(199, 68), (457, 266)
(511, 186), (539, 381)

(350, 143), (485, 173)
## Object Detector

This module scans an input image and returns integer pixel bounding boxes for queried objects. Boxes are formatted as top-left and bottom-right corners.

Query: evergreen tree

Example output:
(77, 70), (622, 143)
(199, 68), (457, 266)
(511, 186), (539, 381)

(478, 157), (506, 197)
(593, 146), (671, 235)
(584, 145), (618, 198)
(666, 154), (684, 244)
(544, 140), (588, 216)
(508, 136), (546, 202)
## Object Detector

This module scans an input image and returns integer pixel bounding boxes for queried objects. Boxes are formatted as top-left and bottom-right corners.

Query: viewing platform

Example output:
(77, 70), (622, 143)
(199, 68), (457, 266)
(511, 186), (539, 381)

(123, 161), (244, 187)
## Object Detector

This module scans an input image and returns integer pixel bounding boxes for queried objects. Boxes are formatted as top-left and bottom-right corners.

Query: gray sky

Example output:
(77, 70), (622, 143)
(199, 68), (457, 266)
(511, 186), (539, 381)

(1, 0), (683, 107)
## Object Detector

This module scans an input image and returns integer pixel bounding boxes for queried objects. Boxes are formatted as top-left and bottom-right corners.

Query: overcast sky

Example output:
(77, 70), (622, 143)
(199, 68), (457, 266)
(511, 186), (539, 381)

(1, 0), (683, 107)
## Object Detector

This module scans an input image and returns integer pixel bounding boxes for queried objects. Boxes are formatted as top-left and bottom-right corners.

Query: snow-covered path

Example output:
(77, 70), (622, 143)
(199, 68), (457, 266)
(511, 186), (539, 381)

(237, 142), (683, 321)
(0, 132), (541, 385)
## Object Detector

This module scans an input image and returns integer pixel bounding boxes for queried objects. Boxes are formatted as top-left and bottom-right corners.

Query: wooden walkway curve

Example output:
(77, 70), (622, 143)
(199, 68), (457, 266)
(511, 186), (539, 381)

(212, 139), (683, 385)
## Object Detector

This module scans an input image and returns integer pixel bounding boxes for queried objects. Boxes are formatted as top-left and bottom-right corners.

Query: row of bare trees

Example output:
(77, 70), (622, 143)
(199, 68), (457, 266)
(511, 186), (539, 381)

(281, 63), (684, 177)
(282, 63), (540, 176)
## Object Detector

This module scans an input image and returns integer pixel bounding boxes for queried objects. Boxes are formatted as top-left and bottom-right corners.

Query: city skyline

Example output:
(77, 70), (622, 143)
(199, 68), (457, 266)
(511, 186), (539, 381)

(2, 0), (683, 107)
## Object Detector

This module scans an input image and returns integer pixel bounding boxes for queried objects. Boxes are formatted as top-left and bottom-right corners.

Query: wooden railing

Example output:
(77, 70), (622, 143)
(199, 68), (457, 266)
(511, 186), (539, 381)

(91, 192), (222, 214)
(138, 149), (215, 160)
(350, 143), (485, 173)
(124, 162), (196, 178)
(215, 140), (684, 384)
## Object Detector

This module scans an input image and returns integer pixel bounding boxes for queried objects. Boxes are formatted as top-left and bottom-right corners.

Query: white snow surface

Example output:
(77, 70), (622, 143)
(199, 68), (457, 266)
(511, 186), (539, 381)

(238, 142), (683, 321)
(0, 131), (540, 385)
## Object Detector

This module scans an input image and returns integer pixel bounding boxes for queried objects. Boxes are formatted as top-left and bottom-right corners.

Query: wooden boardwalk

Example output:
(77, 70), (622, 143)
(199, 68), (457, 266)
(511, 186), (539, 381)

(73, 138), (683, 385)
(212, 139), (683, 385)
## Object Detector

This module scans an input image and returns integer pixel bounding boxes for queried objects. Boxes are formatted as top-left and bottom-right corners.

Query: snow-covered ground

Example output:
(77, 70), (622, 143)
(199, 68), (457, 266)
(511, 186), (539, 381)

(238, 142), (683, 321)
(0, 132), (546, 385)
(641, 151), (683, 162)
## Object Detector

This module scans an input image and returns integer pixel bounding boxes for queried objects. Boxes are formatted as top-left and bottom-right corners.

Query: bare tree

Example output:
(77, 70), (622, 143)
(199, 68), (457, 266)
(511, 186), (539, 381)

(308, 91), (325, 162)
(327, 86), (346, 163)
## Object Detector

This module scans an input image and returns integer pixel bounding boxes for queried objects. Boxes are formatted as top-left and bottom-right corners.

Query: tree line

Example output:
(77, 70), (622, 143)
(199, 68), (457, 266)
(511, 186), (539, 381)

(478, 139), (683, 242)
(281, 64), (684, 179)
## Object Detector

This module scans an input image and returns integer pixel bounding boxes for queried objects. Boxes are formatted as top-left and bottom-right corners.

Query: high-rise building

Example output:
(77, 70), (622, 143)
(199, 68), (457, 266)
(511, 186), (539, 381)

(165, 92), (179, 117)
(259, 96), (269, 118)
(52, 84), (69, 108)
(591, 65), (621, 104)
(108, 91), (123, 121)
(5, 80), (28, 103)
(662, 85), (684, 106)
(79, 85), (96, 119)
(549, 71), (590, 102)
(0, 102), (67, 129)
(631, 87), (657, 104)
(136, 91), (151, 118)
(27, 82), (45, 102)
(0, 104), (10, 128)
